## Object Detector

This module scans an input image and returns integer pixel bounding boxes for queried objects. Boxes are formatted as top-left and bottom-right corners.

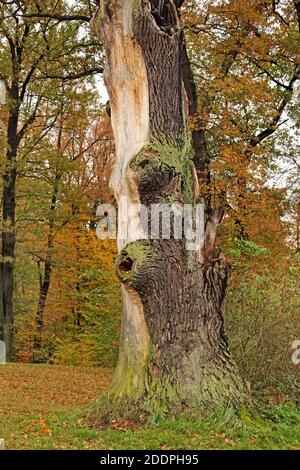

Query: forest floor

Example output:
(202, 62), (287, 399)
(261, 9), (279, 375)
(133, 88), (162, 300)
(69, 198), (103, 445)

(0, 364), (300, 450)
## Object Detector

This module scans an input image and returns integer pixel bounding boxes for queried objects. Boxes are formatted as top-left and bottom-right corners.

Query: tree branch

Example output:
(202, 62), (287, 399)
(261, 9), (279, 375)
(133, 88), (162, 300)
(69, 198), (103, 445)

(251, 69), (300, 145)
(251, 59), (293, 91)
(17, 95), (42, 145)
(38, 67), (103, 81)
(20, 55), (44, 102)
(22, 13), (91, 22)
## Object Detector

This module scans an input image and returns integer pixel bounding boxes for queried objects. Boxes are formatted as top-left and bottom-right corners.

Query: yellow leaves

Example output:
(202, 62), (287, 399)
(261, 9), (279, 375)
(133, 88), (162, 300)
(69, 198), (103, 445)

(211, 143), (250, 176)
(32, 417), (53, 436)
(183, 0), (297, 148)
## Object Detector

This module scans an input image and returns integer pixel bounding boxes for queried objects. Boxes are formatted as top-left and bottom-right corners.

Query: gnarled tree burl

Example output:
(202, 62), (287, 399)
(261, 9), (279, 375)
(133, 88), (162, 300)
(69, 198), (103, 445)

(93, 0), (249, 421)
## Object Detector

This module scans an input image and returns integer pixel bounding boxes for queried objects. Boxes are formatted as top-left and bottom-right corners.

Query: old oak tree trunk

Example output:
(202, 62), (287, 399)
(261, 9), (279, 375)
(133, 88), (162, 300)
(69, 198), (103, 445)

(93, 0), (249, 422)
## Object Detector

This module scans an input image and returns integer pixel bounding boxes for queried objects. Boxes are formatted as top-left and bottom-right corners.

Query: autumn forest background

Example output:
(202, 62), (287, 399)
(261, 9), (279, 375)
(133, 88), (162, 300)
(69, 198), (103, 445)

(0, 0), (300, 450)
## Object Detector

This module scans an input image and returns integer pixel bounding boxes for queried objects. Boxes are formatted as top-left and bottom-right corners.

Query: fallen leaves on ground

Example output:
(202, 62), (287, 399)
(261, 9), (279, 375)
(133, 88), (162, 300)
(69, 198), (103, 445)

(0, 363), (112, 417)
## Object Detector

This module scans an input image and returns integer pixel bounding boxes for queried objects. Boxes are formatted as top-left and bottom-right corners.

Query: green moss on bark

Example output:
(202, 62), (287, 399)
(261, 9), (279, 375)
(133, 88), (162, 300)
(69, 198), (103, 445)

(91, 371), (250, 426)
(116, 241), (154, 282)
(90, 343), (250, 426)
(129, 133), (195, 203)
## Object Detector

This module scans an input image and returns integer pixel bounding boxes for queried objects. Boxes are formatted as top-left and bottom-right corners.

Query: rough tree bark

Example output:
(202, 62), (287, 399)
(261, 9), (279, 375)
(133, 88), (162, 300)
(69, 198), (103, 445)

(93, 0), (249, 422)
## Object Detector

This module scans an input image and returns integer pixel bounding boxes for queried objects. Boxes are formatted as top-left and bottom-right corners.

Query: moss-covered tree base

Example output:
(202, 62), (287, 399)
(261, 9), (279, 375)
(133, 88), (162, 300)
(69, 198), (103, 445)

(89, 350), (250, 426)
(90, 388), (250, 428)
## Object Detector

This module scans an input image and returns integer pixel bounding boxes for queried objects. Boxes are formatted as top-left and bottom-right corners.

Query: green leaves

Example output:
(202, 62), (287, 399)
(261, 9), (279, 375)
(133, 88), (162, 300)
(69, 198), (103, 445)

(227, 237), (270, 260)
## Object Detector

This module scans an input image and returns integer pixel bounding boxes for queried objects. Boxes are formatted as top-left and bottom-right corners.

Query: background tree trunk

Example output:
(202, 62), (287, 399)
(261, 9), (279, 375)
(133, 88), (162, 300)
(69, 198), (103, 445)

(33, 120), (63, 359)
(93, 0), (249, 422)
(0, 79), (19, 362)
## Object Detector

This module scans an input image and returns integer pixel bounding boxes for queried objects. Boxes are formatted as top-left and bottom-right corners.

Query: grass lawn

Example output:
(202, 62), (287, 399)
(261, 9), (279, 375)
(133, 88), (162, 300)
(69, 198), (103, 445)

(0, 364), (300, 450)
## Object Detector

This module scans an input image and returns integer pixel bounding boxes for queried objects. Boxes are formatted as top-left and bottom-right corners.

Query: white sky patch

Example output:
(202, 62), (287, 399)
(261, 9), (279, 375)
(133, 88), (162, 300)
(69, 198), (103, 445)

(65, 0), (107, 103)
(96, 75), (109, 104)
